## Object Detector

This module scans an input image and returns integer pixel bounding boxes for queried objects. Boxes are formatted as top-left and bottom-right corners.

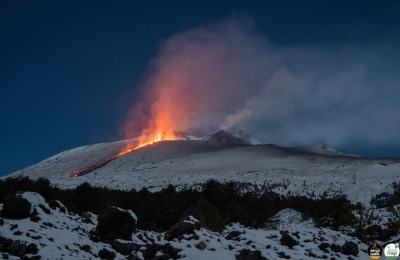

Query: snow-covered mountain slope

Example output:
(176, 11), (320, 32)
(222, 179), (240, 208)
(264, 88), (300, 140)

(6, 130), (400, 204)
(294, 144), (344, 156)
(0, 192), (370, 259)
(237, 129), (262, 145)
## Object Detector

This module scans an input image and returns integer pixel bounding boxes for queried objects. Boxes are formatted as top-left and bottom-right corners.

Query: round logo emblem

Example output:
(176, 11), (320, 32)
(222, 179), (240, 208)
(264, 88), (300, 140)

(384, 243), (400, 260)
(368, 242), (383, 259)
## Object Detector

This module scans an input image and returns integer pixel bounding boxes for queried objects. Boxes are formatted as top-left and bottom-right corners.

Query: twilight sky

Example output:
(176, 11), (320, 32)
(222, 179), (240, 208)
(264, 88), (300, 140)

(1, 1), (400, 176)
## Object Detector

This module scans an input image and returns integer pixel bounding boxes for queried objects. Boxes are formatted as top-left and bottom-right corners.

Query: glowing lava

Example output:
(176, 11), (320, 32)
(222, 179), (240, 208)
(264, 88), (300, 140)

(66, 131), (176, 178)
(127, 130), (176, 151)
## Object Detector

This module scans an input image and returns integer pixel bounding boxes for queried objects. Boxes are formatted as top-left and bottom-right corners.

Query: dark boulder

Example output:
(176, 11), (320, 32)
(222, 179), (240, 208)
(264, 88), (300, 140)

(143, 243), (163, 259)
(153, 255), (170, 260)
(48, 200), (67, 213)
(318, 242), (330, 251)
(95, 206), (137, 241)
(98, 248), (116, 259)
(330, 243), (342, 253)
(89, 233), (101, 243)
(280, 232), (299, 249)
(29, 209), (41, 222)
(162, 243), (181, 258)
(82, 212), (95, 224)
(1, 195), (31, 219)
(236, 249), (267, 260)
(225, 230), (242, 240)
(142, 243), (181, 260)
(26, 243), (39, 255)
(8, 240), (26, 256)
(37, 204), (51, 215)
(7, 240), (37, 257)
(195, 241), (206, 250)
(126, 255), (142, 260)
(341, 241), (359, 256)
(164, 216), (201, 241)
(0, 236), (13, 251)
(80, 244), (91, 253)
(277, 251), (291, 259)
(111, 240), (137, 256)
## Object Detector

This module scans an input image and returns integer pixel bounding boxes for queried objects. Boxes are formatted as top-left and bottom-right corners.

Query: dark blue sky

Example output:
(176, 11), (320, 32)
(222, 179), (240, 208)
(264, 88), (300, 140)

(1, 1), (400, 176)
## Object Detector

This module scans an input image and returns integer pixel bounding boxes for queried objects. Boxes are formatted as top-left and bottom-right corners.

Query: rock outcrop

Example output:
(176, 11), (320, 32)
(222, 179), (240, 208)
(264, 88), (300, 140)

(164, 216), (201, 241)
(280, 232), (299, 249)
(1, 194), (31, 219)
(236, 249), (267, 260)
(95, 206), (137, 241)
(0, 191), (371, 259)
(342, 241), (359, 256)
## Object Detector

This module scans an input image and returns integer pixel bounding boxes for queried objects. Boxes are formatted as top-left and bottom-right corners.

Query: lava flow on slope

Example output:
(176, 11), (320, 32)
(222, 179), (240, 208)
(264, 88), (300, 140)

(66, 130), (176, 178)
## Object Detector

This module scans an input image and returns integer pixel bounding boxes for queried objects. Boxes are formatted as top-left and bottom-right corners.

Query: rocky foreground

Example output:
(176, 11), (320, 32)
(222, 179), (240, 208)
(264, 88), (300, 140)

(0, 191), (371, 259)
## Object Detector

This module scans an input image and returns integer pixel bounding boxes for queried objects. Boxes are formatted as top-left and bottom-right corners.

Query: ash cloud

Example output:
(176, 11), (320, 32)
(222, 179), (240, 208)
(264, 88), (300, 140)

(124, 16), (400, 154)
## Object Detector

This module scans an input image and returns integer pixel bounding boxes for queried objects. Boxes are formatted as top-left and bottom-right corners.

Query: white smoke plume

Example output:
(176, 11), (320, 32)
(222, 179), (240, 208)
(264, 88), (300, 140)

(220, 109), (252, 130)
(124, 16), (400, 156)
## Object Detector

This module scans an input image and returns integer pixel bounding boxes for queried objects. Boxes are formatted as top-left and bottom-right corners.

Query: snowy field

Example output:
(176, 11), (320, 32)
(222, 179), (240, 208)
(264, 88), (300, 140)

(7, 131), (400, 205)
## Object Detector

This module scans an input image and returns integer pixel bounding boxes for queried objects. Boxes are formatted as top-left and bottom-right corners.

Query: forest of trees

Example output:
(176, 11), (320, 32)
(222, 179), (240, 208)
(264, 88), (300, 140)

(370, 181), (400, 208)
(0, 176), (398, 243)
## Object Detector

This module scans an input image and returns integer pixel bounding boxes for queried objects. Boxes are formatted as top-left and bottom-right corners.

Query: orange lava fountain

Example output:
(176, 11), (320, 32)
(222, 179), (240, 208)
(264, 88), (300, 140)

(67, 38), (203, 178)
(126, 130), (177, 152)
(67, 130), (177, 178)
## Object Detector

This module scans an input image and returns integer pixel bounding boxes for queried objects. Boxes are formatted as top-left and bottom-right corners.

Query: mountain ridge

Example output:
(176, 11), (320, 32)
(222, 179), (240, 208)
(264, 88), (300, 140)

(4, 130), (400, 205)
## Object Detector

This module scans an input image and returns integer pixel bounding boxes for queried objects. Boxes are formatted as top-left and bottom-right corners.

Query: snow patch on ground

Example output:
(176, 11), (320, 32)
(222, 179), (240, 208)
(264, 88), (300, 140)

(0, 192), (374, 259)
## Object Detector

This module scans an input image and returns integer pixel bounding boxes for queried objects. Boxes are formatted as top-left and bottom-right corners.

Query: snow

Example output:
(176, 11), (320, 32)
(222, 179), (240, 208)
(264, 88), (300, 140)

(188, 216), (199, 222)
(132, 211), (370, 260)
(5, 134), (400, 206)
(1, 193), (109, 259)
(21, 191), (48, 211)
(295, 144), (344, 156)
(1, 130), (399, 258)
(167, 210), (370, 259)
(0, 192), (388, 259)
(114, 206), (138, 221)
(268, 208), (315, 230)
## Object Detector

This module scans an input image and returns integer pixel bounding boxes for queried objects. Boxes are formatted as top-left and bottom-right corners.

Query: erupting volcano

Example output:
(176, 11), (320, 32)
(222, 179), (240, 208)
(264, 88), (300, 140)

(65, 129), (258, 178)
(66, 71), (205, 179)
(68, 20), (264, 178)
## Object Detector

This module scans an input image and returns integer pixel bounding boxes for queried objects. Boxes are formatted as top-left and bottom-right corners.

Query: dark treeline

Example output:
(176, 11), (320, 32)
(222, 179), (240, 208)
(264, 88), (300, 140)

(370, 181), (400, 208)
(0, 176), (360, 233)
